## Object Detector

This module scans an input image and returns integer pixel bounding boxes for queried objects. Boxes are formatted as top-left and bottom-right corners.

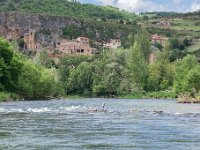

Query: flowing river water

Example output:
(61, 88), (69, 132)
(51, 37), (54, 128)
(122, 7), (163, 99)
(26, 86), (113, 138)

(0, 99), (200, 150)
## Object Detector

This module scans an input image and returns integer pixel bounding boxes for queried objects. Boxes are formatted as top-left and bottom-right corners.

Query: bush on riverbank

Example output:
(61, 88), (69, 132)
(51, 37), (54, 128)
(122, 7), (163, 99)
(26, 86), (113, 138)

(178, 93), (200, 103)
(146, 91), (177, 99)
(118, 93), (145, 99)
(0, 92), (21, 102)
(16, 59), (64, 100)
(0, 38), (64, 100)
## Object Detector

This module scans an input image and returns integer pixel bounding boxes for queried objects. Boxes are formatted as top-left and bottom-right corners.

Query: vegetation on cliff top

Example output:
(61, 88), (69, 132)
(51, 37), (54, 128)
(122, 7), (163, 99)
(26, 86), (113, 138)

(0, 0), (138, 21)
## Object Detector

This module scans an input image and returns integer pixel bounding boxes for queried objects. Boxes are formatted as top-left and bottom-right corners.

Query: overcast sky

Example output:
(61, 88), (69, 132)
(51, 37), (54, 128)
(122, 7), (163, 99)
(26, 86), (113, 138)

(80, 0), (200, 13)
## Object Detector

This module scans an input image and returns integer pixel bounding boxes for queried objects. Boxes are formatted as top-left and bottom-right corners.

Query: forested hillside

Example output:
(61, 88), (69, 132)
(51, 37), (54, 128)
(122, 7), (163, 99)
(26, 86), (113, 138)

(0, 0), (138, 21)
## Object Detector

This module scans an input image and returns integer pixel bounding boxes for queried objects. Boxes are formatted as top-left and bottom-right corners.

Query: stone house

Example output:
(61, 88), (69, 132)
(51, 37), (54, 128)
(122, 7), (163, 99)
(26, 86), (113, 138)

(157, 20), (171, 26)
(24, 30), (41, 51)
(55, 37), (93, 56)
(151, 34), (168, 46)
(103, 39), (121, 49)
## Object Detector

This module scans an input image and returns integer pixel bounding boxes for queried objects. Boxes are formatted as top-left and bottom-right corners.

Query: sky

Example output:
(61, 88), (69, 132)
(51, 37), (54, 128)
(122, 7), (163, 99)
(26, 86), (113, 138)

(80, 0), (200, 13)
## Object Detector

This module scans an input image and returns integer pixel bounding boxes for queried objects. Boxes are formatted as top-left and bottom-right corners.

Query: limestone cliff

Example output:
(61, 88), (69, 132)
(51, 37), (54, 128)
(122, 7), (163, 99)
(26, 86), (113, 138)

(0, 13), (81, 49)
(0, 13), (136, 51)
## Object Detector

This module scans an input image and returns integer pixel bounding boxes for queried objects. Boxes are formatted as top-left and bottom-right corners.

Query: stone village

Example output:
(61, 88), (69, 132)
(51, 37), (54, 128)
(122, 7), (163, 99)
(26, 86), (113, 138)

(2, 28), (122, 58)
(1, 28), (167, 60)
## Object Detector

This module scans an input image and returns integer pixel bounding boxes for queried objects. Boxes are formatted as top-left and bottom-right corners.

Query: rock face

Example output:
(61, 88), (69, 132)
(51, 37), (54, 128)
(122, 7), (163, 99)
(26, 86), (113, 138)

(0, 13), (81, 49)
(0, 13), (128, 51)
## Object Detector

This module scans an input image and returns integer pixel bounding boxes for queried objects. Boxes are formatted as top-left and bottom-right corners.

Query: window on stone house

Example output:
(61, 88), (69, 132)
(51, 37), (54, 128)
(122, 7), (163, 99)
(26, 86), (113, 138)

(81, 49), (84, 53)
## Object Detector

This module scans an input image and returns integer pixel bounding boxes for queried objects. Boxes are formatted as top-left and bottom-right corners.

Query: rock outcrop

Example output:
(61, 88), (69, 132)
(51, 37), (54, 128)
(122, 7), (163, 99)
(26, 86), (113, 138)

(0, 13), (81, 49)
(0, 13), (130, 51)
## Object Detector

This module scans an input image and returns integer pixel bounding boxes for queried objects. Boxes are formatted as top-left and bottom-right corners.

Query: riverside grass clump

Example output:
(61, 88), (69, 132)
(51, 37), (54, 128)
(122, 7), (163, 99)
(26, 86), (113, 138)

(146, 91), (177, 99)
(178, 92), (200, 103)
(0, 92), (21, 102)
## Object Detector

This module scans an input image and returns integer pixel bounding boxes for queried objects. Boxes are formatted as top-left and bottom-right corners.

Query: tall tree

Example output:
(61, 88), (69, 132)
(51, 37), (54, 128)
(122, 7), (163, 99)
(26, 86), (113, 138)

(148, 43), (173, 91)
(0, 38), (22, 92)
(127, 31), (149, 92)
(134, 29), (150, 61)
(173, 55), (199, 95)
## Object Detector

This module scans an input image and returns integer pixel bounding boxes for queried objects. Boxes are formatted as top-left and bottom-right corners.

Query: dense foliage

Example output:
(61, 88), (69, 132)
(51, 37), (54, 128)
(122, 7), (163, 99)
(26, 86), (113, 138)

(0, 0), (138, 21)
(62, 21), (138, 46)
(58, 30), (200, 100)
(1, 29), (200, 101)
(0, 38), (64, 100)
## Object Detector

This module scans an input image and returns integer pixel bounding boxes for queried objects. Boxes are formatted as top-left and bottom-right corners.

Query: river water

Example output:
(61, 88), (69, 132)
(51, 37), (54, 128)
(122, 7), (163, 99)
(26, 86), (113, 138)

(0, 99), (200, 150)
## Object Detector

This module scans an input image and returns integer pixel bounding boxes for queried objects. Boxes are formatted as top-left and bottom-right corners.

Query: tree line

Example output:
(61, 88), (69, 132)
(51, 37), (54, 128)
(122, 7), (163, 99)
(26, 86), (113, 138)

(0, 38), (64, 101)
(58, 29), (200, 100)
(1, 29), (200, 101)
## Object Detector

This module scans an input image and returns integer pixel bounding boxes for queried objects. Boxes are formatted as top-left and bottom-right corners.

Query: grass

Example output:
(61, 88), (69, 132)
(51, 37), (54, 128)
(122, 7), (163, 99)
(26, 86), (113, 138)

(146, 91), (177, 99)
(0, 92), (21, 102)
(167, 18), (200, 32)
(64, 94), (88, 99)
(171, 18), (198, 26)
(0, 92), (10, 102)
(144, 17), (200, 38)
(187, 40), (200, 53)
(139, 13), (157, 19)
(119, 91), (177, 99)
(118, 93), (145, 99)
(170, 26), (200, 32)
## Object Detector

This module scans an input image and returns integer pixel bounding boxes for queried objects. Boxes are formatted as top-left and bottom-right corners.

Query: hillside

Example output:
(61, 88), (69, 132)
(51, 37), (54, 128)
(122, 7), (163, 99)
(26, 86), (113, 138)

(139, 11), (200, 58)
(0, 0), (138, 22)
(0, 12), (139, 52)
(140, 10), (200, 38)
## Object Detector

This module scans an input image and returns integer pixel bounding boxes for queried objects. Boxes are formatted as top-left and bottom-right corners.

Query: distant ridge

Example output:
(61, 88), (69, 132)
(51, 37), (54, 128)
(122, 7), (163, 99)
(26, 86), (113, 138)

(0, 0), (138, 21)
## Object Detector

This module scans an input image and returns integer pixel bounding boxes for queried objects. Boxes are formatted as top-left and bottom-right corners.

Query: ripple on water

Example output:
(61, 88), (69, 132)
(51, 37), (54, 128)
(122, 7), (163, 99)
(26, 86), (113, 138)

(0, 99), (200, 150)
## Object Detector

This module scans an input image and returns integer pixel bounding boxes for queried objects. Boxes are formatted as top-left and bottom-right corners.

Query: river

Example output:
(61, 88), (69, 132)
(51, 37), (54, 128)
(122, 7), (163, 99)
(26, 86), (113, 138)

(0, 99), (200, 150)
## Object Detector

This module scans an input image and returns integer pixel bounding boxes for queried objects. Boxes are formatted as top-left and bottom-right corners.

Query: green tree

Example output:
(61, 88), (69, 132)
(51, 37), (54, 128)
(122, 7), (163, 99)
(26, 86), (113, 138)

(66, 62), (93, 95)
(127, 33), (149, 92)
(17, 60), (63, 99)
(92, 49), (127, 96)
(133, 29), (150, 61)
(143, 15), (149, 21)
(183, 38), (190, 46)
(62, 25), (82, 39)
(125, 33), (134, 48)
(58, 55), (90, 83)
(148, 44), (173, 91)
(154, 42), (163, 50)
(169, 38), (179, 49)
(0, 38), (22, 92)
(173, 55), (199, 95)
(6, 0), (16, 11)
(35, 50), (55, 68)
(169, 49), (187, 62)
(17, 60), (41, 99)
